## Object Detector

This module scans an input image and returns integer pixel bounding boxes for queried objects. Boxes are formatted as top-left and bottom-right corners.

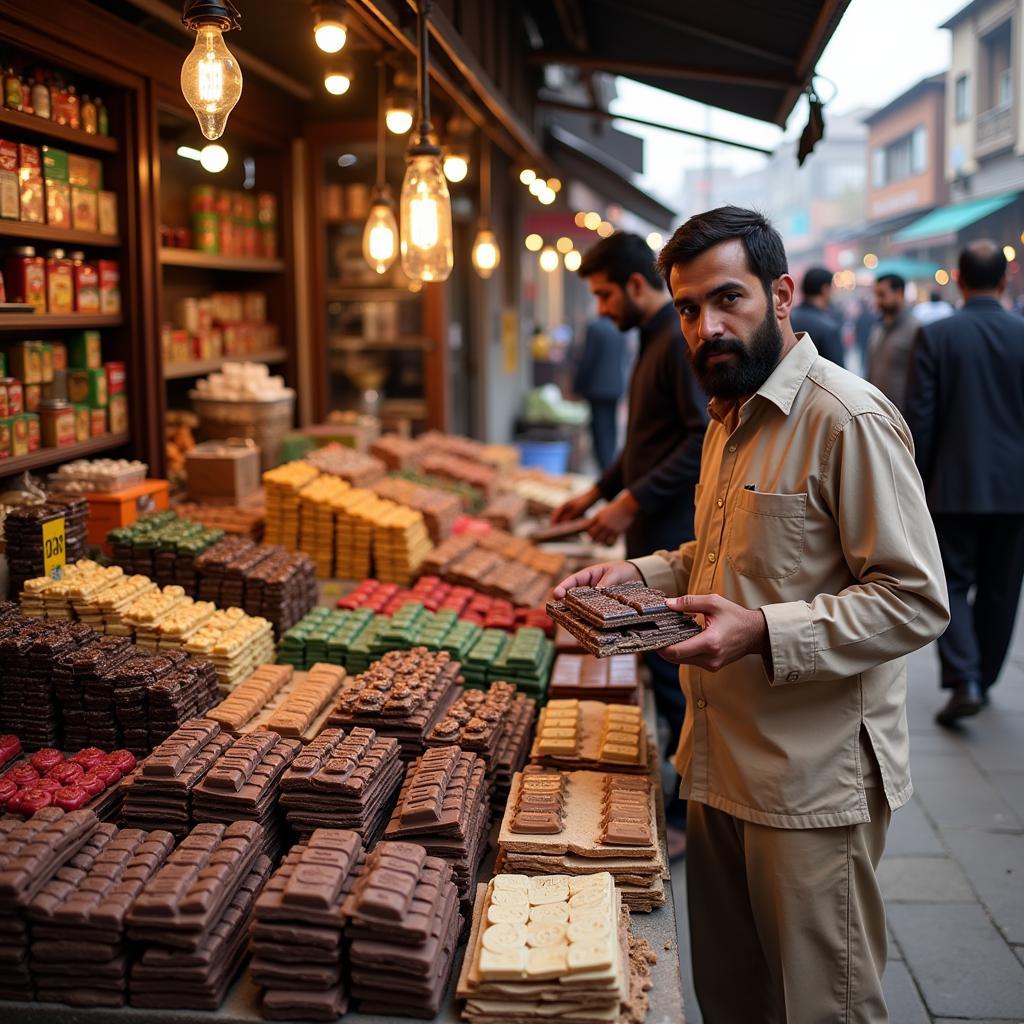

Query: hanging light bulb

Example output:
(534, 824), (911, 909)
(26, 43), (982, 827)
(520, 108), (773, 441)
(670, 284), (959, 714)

(324, 60), (353, 95)
(538, 187), (556, 205)
(528, 178), (545, 197)
(519, 168), (536, 186)
(556, 236), (573, 254)
(472, 225), (500, 278)
(524, 233), (543, 252)
(385, 70), (415, 135)
(400, 0), (453, 282)
(363, 60), (398, 275)
(199, 143), (229, 172)
(312, 1), (347, 53)
(539, 246), (559, 272)
(564, 249), (582, 272)
(442, 147), (469, 183)
(180, 1), (243, 141)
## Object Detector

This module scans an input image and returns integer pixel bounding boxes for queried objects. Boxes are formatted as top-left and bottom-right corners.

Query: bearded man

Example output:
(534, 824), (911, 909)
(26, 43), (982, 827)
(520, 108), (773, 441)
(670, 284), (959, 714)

(554, 206), (949, 1024)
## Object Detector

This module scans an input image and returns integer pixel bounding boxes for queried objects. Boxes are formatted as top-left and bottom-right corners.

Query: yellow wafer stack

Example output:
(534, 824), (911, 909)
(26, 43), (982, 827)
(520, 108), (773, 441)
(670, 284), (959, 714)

(374, 504), (433, 585)
(263, 461), (320, 549)
(298, 474), (350, 577)
(330, 488), (382, 580)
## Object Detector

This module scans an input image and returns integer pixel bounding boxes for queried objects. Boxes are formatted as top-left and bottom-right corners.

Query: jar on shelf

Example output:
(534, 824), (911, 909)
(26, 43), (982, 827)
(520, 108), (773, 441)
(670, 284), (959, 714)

(68, 250), (99, 313)
(3, 68), (23, 112)
(65, 86), (80, 130)
(40, 399), (75, 448)
(5, 246), (46, 311)
(96, 98), (109, 136)
(45, 248), (73, 314)
(80, 94), (97, 135)
(30, 73), (50, 119)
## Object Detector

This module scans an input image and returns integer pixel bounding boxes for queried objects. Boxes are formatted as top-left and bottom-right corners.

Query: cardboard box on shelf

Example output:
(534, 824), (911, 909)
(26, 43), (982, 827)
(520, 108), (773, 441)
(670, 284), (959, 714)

(68, 367), (108, 408)
(69, 330), (102, 369)
(9, 341), (42, 384)
(0, 139), (19, 220)
(108, 392), (128, 434)
(85, 478), (170, 549)
(71, 186), (98, 232)
(185, 439), (261, 503)
(44, 178), (71, 227)
(90, 407), (107, 436)
(98, 191), (118, 236)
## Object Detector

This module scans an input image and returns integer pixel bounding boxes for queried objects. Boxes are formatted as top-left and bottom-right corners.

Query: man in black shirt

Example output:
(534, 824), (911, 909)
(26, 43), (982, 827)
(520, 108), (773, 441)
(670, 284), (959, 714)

(552, 232), (707, 853)
(789, 266), (844, 365)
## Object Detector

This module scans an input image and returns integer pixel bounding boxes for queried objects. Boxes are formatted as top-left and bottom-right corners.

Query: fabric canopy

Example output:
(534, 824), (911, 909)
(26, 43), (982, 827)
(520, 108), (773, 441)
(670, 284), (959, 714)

(893, 193), (1020, 245)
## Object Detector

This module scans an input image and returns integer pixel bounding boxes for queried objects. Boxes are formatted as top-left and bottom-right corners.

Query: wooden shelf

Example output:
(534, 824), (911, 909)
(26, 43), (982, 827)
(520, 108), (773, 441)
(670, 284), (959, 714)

(160, 249), (285, 273)
(0, 313), (123, 331)
(163, 349), (289, 380)
(325, 284), (420, 302)
(0, 432), (130, 477)
(0, 221), (120, 248)
(330, 335), (432, 352)
(0, 107), (118, 153)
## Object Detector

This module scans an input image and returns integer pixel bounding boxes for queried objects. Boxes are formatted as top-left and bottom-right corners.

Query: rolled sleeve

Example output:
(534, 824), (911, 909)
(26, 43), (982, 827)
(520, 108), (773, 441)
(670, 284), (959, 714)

(761, 600), (817, 684)
(630, 540), (697, 598)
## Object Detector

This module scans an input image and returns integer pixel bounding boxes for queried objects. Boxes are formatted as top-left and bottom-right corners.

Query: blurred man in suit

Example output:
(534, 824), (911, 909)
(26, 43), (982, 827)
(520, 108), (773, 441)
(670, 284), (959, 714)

(572, 317), (629, 471)
(790, 266), (844, 365)
(868, 273), (917, 413)
(907, 241), (1024, 725)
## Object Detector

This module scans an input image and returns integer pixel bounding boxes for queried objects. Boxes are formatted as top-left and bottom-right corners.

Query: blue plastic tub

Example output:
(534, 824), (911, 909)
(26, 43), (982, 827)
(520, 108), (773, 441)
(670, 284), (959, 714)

(516, 440), (570, 474)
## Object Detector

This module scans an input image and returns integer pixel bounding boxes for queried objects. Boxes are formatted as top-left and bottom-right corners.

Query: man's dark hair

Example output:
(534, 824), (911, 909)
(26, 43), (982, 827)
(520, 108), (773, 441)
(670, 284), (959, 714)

(577, 231), (662, 288)
(655, 206), (788, 295)
(875, 273), (905, 292)
(959, 240), (1007, 290)
(801, 266), (834, 298)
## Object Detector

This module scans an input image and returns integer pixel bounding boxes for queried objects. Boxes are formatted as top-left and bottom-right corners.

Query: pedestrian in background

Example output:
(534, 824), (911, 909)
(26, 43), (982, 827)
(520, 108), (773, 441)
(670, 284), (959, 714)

(790, 266), (845, 365)
(907, 240), (1024, 726)
(914, 288), (954, 325)
(867, 273), (918, 413)
(572, 317), (629, 471)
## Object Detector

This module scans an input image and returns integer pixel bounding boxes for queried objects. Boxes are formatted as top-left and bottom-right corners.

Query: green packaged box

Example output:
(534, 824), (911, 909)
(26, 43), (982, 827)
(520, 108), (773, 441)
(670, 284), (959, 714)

(41, 145), (68, 183)
(68, 367), (107, 408)
(73, 403), (90, 441)
(0, 352), (6, 376)
(69, 330), (102, 369)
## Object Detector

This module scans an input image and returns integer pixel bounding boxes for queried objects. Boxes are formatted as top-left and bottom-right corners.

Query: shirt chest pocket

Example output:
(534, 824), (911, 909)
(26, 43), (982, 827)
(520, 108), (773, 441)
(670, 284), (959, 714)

(726, 489), (807, 579)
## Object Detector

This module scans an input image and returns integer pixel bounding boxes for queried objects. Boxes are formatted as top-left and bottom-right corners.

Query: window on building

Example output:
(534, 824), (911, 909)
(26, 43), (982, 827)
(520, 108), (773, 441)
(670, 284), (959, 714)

(981, 19), (1013, 112)
(911, 125), (928, 173)
(872, 147), (886, 187)
(955, 74), (970, 122)
(873, 126), (928, 187)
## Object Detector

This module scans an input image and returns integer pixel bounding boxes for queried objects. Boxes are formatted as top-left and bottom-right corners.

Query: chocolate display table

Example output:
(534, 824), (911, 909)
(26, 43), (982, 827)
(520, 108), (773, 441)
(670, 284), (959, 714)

(0, 690), (685, 1024)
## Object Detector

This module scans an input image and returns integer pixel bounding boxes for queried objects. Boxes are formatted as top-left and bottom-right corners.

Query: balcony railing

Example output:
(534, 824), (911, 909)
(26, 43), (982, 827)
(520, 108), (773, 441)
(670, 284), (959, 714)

(976, 103), (1015, 155)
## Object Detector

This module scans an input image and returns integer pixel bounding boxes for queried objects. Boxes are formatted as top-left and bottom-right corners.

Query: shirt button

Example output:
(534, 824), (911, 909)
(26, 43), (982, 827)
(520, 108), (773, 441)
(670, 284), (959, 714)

(707, 552), (717, 563)
(786, 671), (799, 682)
(727, 444), (737, 453)
(696, 698), (707, 709)
(716, 498), (724, 508)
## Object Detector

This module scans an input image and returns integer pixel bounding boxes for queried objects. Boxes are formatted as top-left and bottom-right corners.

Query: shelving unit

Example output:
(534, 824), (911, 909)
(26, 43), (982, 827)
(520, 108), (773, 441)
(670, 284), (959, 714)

(159, 248), (284, 273)
(0, 432), (129, 475)
(0, 106), (118, 153)
(0, 222), (120, 247)
(0, 313), (123, 331)
(164, 349), (288, 380)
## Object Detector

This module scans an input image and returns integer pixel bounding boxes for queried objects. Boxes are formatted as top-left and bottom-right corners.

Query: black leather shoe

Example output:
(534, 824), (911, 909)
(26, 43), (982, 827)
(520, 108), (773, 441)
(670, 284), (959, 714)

(935, 680), (985, 727)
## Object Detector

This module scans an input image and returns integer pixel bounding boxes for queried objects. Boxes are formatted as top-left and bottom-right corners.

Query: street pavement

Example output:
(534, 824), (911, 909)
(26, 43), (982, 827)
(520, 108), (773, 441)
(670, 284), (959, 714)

(672, 599), (1024, 1023)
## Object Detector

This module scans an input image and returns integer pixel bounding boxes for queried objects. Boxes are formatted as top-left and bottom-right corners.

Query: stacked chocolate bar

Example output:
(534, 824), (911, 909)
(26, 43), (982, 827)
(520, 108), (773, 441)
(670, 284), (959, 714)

(4, 498), (88, 596)
(53, 635), (133, 749)
(279, 727), (404, 845)
(125, 821), (272, 1010)
(326, 647), (461, 762)
(342, 841), (462, 1017)
(191, 731), (302, 857)
(250, 829), (364, 1021)
(120, 718), (233, 839)
(547, 582), (700, 656)
(384, 745), (490, 915)
(0, 807), (100, 1000)
(27, 824), (175, 1007)
(548, 652), (639, 704)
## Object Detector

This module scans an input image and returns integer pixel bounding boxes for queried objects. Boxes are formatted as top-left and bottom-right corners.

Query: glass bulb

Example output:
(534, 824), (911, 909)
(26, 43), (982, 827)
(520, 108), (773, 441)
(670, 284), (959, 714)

(443, 153), (469, 183)
(539, 247), (559, 272)
(324, 71), (351, 95)
(385, 107), (414, 135)
(180, 25), (243, 141)
(519, 168), (537, 185)
(528, 178), (545, 197)
(199, 143), (229, 173)
(363, 198), (399, 275)
(556, 236), (573, 254)
(524, 233), (543, 252)
(538, 187), (556, 205)
(314, 19), (347, 53)
(472, 226), (500, 279)
(400, 151), (453, 282)
(564, 249), (582, 272)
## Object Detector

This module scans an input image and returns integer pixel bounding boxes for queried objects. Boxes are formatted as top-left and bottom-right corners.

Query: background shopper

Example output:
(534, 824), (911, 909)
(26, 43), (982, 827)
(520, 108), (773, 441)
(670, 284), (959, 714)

(571, 316), (629, 471)
(867, 272), (917, 413)
(789, 265), (845, 365)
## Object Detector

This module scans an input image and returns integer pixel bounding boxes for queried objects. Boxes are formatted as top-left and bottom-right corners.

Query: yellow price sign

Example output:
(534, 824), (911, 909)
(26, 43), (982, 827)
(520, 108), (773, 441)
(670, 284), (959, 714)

(42, 516), (66, 579)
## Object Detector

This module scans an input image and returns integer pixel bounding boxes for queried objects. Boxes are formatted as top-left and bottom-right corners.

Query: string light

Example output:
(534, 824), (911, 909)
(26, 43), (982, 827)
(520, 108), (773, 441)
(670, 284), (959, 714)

(472, 138), (500, 279)
(539, 246), (559, 272)
(324, 68), (352, 95)
(180, 0), (243, 141)
(863, 253), (878, 269)
(646, 232), (663, 250)
(596, 221), (614, 237)
(556, 236), (573, 254)
(363, 60), (398, 275)
(564, 249), (582, 272)
(574, 212), (587, 228)
(1003, 244), (1016, 262)
(583, 211), (601, 230)
(934, 269), (950, 285)
(538, 187), (556, 205)
(519, 168), (537, 185)
(524, 233), (543, 252)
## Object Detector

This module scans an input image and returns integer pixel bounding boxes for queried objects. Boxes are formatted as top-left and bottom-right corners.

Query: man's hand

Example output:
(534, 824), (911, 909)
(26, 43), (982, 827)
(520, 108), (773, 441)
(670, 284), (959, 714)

(551, 485), (600, 525)
(656, 594), (769, 672)
(552, 560), (642, 599)
(587, 491), (640, 546)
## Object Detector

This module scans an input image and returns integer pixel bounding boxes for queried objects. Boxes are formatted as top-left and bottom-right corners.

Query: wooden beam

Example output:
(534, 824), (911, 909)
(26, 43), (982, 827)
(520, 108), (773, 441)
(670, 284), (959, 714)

(528, 52), (801, 90)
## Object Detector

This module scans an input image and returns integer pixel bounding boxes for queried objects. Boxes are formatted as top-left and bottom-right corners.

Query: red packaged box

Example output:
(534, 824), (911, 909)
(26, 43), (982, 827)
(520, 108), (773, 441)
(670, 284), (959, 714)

(104, 361), (125, 395)
(72, 259), (99, 313)
(90, 408), (107, 436)
(97, 259), (120, 314)
(23, 384), (41, 414)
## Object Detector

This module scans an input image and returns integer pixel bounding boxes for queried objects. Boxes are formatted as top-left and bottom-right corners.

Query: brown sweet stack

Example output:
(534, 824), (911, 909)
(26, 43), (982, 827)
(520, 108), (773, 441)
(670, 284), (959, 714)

(205, 663), (293, 734)
(420, 452), (498, 504)
(326, 647), (462, 762)
(375, 504), (434, 585)
(384, 745), (491, 914)
(279, 726), (404, 845)
(305, 443), (387, 487)
(173, 499), (267, 540)
(250, 829), (364, 1021)
(371, 434), (422, 471)
(481, 492), (528, 532)
(496, 769), (667, 912)
(331, 488), (382, 580)
(457, 872), (636, 1024)
(373, 476), (461, 544)
(548, 653), (639, 704)
(27, 824), (175, 1008)
(125, 820), (273, 1010)
(530, 699), (649, 774)
(263, 461), (320, 549)
(297, 474), (350, 576)
(342, 841), (462, 1018)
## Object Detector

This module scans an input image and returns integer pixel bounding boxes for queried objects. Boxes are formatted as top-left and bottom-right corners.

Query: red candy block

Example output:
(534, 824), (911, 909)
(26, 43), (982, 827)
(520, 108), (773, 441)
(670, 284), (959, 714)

(104, 750), (136, 773)
(0, 777), (17, 806)
(48, 761), (85, 786)
(77, 772), (106, 797)
(90, 763), (122, 786)
(53, 785), (91, 811)
(0, 734), (21, 764)
(70, 748), (107, 771)
(32, 778), (63, 794)
(6, 763), (40, 787)
(9, 786), (54, 815)
(30, 748), (64, 774)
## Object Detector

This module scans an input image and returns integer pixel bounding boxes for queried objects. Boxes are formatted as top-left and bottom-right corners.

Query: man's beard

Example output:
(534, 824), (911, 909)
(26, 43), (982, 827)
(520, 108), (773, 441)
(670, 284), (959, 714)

(691, 309), (784, 400)
(613, 293), (645, 331)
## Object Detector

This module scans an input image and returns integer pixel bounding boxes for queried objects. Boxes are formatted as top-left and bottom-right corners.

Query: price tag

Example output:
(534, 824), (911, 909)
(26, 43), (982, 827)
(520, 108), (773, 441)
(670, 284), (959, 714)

(42, 516), (66, 579)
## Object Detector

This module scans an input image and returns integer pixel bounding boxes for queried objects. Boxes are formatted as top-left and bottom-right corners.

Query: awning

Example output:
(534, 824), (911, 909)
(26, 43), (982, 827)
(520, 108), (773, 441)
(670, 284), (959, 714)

(525, 0), (852, 127)
(893, 192), (1020, 245)
(547, 126), (677, 229)
(872, 258), (941, 281)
